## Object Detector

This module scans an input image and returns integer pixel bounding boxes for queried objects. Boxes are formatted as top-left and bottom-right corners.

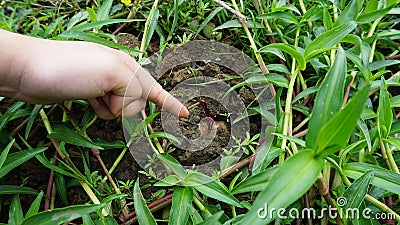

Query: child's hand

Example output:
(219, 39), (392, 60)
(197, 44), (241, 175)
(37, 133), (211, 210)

(0, 30), (189, 119)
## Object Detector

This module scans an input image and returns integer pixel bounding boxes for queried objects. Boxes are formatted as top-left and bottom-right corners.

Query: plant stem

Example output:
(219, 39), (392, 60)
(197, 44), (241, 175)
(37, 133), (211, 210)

(365, 195), (400, 222)
(384, 141), (400, 174)
(193, 195), (212, 217)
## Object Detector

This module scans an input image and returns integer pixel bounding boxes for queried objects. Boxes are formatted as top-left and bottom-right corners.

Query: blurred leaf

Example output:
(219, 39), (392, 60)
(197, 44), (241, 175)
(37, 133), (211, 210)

(315, 85), (371, 157)
(154, 175), (180, 187)
(168, 187), (193, 225)
(158, 153), (187, 179)
(231, 167), (278, 194)
(0, 147), (47, 179)
(304, 21), (356, 59)
(182, 171), (242, 207)
(197, 211), (224, 225)
(340, 170), (374, 212)
(292, 86), (319, 103)
(238, 150), (324, 224)
(25, 191), (44, 219)
(0, 102), (25, 132)
(0, 139), (14, 169)
(82, 215), (95, 225)
(343, 163), (400, 194)
(258, 12), (299, 25)
(334, 0), (357, 26)
(377, 79), (392, 138)
(70, 19), (144, 31)
(273, 133), (306, 147)
(323, 7), (333, 30)
(0, 185), (38, 195)
(96, 0), (112, 21)
(387, 137), (400, 149)
(194, 7), (223, 38)
(390, 95), (400, 108)
(214, 19), (261, 30)
(47, 125), (103, 150)
(260, 43), (306, 70)
(133, 180), (157, 225)
(21, 204), (105, 225)
(35, 154), (78, 179)
(59, 31), (139, 53)
(9, 195), (24, 225)
(101, 194), (128, 204)
(369, 60), (400, 71)
(93, 139), (126, 150)
(87, 7), (97, 22)
(306, 47), (347, 150)
(357, 4), (395, 23)
(357, 120), (372, 152)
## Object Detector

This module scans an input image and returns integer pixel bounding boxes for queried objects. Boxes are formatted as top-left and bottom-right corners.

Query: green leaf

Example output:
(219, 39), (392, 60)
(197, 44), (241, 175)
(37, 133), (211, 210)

(315, 85), (371, 157)
(133, 180), (157, 225)
(260, 43), (306, 70)
(92, 139), (126, 150)
(369, 60), (400, 71)
(377, 78), (392, 138)
(273, 133), (306, 147)
(0, 139), (14, 169)
(168, 187), (193, 225)
(306, 47), (347, 150)
(258, 12), (299, 25)
(158, 153), (187, 179)
(0, 185), (38, 195)
(96, 0), (112, 21)
(238, 150), (324, 224)
(47, 125), (103, 150)
(54, 173), (68, 205)
(231, 167), (278, 194)
(334, 0), (357, 27)
(304, 21), (357, 60)
(292, 86), (319, 103)
(35, 154), (78, 179)
(58, 31), (138, 53)
(70, 19), (144, 32)
(21, 204), (105, 225)
(148, 131), (181, 145)
(25, 191), (44, 218)
(87, 7), (97, 22)
(9, 195), (24, 225)
(343, 163), (400, 194)
(182, 171), (242, 207)
(25, 105), (42, 139)
(340, 170), (374, 212)
(390, 95), (400, 108)
(0, 147), (47, 179)
(357, 4), (395, 23)
(197, 211), (224, 225)
(154, 175), (180, 187)
(194, 7), (224, 38)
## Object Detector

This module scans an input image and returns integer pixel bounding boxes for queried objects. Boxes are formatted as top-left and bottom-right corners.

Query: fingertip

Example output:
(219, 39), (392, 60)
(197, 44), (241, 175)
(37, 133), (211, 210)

(179, 106), (190, 118)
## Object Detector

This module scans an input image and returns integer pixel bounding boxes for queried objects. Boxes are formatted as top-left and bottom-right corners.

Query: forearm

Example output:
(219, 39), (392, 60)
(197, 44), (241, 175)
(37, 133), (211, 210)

(0, 29), (30, 99)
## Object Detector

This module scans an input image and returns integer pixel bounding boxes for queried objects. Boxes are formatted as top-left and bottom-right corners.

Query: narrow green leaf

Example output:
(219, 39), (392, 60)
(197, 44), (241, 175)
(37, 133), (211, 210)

(390, 95), (400, 108)
(168, 187), (193, 225)
(25, 191), (44, 219)
(0, 139), (14, 169)
(0, 185), (38, 195)
(315, 85), (371, 157)
(0, 147), (47, 179)
(231, 167), (278, 194)
(357, 4), (395, 23)
(377, 79), (392, 138)
(343, 163), (400, 194)
(148, 131), (181, 145)
(369, 60), (400, 71)
(357, 120), (372, 152)
(323, 8), (333, 30)
(194, 7), (224, 38)
(54, 173), (68, 205)
(86, 7), (97, 22)
(334, 0), (357, 26)
(182, 171), (242, 207)
(35, 154), (78, 179)
(387, 137), (400, 150)
(197, 211), (224, 225)
(340, 170), (374, 211)
(158, 153), (187, 179)
(143, 8), (159, 54)
(47, 125), (103, 150)
(154, 175), (180, 187)
(306, 47), (347, 150)
(260, 43), (306, 70)
(9, 195), (24, 225)
(133, 180), (157, 225)
(273, 133), (306, 147)
(70, 19), (144, 32)
(81, 215), (95, 225)
(258, 12), (299, 25)
(305, 21), (357, 60)
(238, 150), (324, 224)
(21, 204), (105, 225)
(25, 105), (42, 139)
(96, 0), (112, 21)
(292, 86), (319, 103)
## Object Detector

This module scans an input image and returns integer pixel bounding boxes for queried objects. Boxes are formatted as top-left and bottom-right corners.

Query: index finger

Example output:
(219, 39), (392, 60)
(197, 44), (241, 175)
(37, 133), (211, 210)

(135, 66), (189, 118)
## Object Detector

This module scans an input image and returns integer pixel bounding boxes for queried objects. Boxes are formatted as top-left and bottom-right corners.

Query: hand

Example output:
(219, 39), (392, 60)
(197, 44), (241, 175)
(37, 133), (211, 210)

(0, 30), (189, 119)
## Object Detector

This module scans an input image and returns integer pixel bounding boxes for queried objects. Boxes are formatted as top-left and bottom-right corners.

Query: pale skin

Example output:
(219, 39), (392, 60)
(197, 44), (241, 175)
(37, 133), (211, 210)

(0, 29), (189, 119)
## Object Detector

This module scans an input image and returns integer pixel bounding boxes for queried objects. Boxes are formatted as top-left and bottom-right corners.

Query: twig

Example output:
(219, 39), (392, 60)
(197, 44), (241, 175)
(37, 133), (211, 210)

(213, 0), (248, 22)
(44, 151), (58, 210)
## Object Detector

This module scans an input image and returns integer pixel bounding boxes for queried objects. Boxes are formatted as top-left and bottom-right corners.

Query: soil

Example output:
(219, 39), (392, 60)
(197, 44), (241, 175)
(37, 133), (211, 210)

(0, 34), (262, 223)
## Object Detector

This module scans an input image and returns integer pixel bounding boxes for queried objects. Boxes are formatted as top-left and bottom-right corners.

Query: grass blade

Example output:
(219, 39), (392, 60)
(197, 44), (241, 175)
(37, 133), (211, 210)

(340, 170), (374, 211)
(377, 78), (392, 138)
(0, 185), (38, 195)
(315, 85), (371, 157)
(231, 167), (278, 194)
(168, 187), (193, 225)
(25, 191), (44, 219)
(237, 150), (324, 224)
(343, 162), (400, 194)
(194, 7), (224, 38)
(158, 153), (187, 179)
(9, 194), (24, 225)
(260, 43), (306, 70)
(133, 180), (157, 225)
(306, 47), (347, 150)
(0, 139), (14, 168)
(47, 125), (103, 150)
(21, 204), (105, 225)
(304, 21), (356, 59)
